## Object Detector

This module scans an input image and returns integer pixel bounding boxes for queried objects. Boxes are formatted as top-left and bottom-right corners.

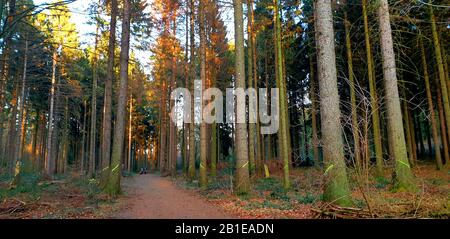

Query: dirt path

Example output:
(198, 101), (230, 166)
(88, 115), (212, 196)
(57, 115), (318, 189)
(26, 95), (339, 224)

(114, 174), (232, 219)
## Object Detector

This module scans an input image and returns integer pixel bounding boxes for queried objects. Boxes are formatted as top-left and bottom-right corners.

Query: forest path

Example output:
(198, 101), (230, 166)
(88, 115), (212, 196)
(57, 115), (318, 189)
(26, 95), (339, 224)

(114, 174), (232, 219)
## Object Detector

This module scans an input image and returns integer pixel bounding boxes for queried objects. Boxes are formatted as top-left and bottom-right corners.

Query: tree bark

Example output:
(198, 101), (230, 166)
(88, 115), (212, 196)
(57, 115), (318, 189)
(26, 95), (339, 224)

(199, 0), (208, 188)
(309, 53), (319, 164)
(233, 0), (250, 194)
(128, 97), (133, 172)
(274, 0), (290, 189)
(80, 100), (87, 174)
(247, 0), (256, 176)
(377, 0), (415, 191)
(169, 16), (178, 177)
(104, 0), (131, 196)
(89, 23), (100, 176)
(344, 12), (361, 172)
(13, 38), (29, 184)
(315, 0), (351, 206)
(188, 0), (196, 180)
(429, 2), (450, 144)
(183, 0), (189, 175)
(435, 76), (450, 166)
(101, 0), (117, 182)
(362, 0), (383, 175)
(0, 0), (16, 159)
(45, 49), (58, 177)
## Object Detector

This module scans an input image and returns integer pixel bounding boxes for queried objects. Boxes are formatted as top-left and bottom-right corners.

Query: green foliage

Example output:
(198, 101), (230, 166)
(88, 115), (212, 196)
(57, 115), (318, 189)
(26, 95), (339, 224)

(179, 179), (200, 190)
(255, 177), (282, 191)
(71, 177), (108, 204)
(207, 178), (232, 191)
(0, 173), (46, 201)
(270, 187), (290, 201)
(293, 193), (318, 205)
(254, 177), (290, 201)
(375, 176), (390, 189)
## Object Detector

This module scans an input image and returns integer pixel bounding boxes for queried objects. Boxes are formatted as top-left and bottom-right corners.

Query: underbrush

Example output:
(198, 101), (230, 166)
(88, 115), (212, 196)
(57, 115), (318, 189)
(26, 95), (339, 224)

(0, 171), (118, 219)
(176, 162), (450, 219)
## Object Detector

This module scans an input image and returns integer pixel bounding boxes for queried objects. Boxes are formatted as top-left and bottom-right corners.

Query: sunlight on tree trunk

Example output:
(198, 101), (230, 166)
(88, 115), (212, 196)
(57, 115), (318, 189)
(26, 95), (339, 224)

(315, 0), (351, 206)
(233, 0), (250, 194)
(274, 0), (290, 190)
(100, 0), (117, 185)
(377, 0), (415, 192)
(104, 0), (131, 197)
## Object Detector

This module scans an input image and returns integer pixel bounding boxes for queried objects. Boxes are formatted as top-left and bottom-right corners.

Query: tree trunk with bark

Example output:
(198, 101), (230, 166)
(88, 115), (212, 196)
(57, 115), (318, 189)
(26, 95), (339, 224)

(377, 0), (415, 191)
(429, 2), (450, 144)
(315, 0), (351, 206)
(233, 0), (250, 194)
(188, 0), (196, 180)
(89, 24), (100, 177)
(104, 0), (131, 196)
(100, 0), (117, 183)
(45, 49), (58, 177)
(274, 0), (290, 189)
(362, 0), (383, 175)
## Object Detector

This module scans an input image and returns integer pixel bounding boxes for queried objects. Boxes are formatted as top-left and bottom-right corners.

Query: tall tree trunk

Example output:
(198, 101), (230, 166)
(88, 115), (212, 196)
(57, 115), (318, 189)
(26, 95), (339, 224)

(211, 122), (217, 177)
(51, 76), (61, 175)
(80, 100), (87, 174)
(402, 88), (415, 167)
(265, 49), (272, 163)
(441, 45), (450, 102)
(128, 97), (133, 172)
(435, 76), (450, 165)
(170, 17), (178, 177)
(362, 0), (383, 175)
(199, 0), (208, 189)
(309, 53), (319, 164)
(188, 0), (196, 180)
(183, 0), (189, 175)
(247, 0), (256, 176)
(31, 111), (39, 168)
(104, 0), (131, 196)
(274, 0), (290, 189)
(89, 24), (100, 177)
(377, 0), (415, 191)
(429, 2), (450, 143)
(159, 82), (167, 174)
(101, 0), (117, 182)
(59, 98), (69, 174)
(344, 12), (361, 172)
(251, 7), (262, 175)
(0, 0), (16, 159)
(6, 86), (18, 173)
(415, 112), (425, 156)
(233, 0), (250, 194)
(45, 49), (58, 177)
(315, 0), (351, 206)
(12, 38), (29, 184)
(409, 110), (418, 164)
(20, 94), (28, 162)
(39, 114), (47, 171)
(38, 113), (46, 171)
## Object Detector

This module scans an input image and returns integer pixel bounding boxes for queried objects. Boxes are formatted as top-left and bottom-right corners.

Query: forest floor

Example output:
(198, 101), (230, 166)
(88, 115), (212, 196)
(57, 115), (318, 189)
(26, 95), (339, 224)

(0, 172), (120, 219)
(113, 174), (232, 219)
(175, 161), (450, 219)
(0, 161), (449, 219)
